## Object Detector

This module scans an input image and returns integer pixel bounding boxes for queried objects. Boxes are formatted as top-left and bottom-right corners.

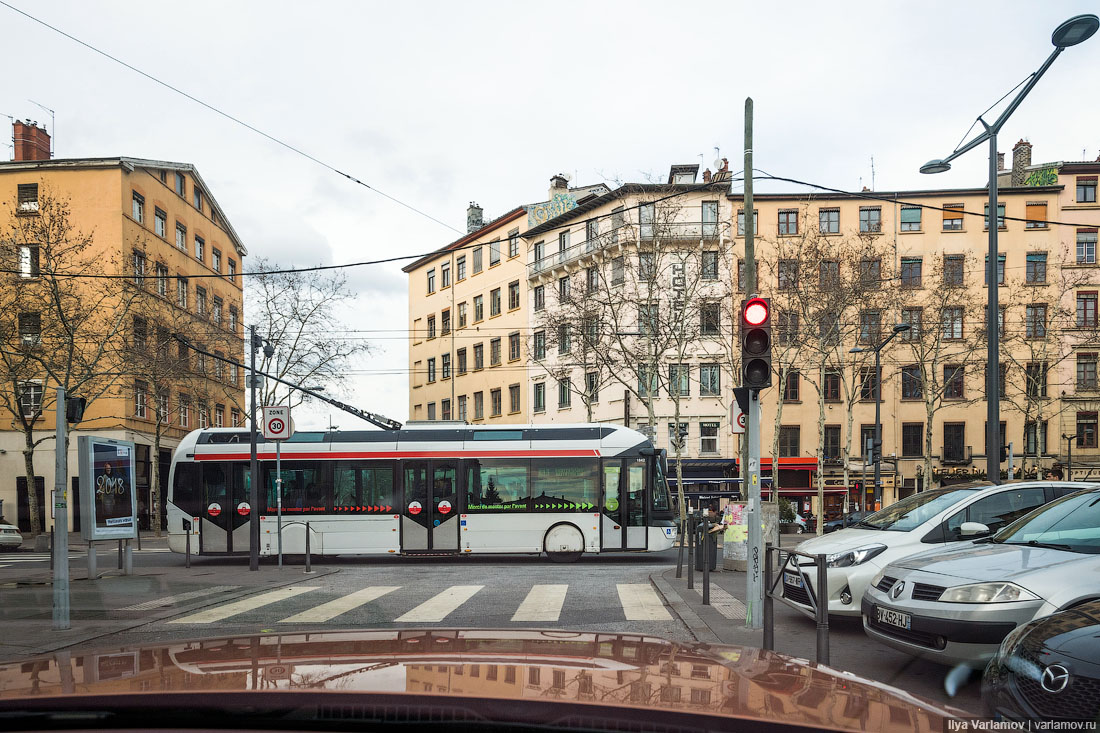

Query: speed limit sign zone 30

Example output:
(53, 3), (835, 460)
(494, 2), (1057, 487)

(261, 406), (292, 440)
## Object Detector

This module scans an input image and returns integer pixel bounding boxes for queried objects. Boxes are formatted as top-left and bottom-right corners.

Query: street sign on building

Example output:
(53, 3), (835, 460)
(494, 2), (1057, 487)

(261, 406), (293, 441)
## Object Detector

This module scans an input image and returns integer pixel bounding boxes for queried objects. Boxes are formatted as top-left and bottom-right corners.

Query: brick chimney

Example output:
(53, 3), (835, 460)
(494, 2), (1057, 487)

(1011, 139), (1032, 186)
(13, 120), (51, 162)
(548, 174), (568, 199)
(997, 152), (1005, 171)
(466, 202), (484, 233)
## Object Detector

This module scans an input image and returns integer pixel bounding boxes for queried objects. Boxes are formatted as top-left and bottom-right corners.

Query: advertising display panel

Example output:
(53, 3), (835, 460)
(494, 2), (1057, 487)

(79, 436), (138, 541)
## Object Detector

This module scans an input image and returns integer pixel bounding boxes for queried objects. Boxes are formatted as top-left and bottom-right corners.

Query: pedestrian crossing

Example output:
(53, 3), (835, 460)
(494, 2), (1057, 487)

(0, 547), (173, 565)
(158, 582), (673, 627)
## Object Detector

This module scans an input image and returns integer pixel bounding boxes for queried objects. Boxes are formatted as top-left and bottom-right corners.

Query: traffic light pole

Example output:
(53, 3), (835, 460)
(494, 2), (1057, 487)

(745, 389), (763, 629)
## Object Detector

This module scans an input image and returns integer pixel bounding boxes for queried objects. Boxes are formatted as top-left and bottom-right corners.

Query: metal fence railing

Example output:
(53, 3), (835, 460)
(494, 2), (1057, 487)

(764, 544), (830, 666)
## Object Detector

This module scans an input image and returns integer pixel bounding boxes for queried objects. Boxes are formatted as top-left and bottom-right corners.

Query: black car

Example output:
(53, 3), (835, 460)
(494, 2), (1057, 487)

(982, 599), (1100, 722)
(821, 511), (868, 533)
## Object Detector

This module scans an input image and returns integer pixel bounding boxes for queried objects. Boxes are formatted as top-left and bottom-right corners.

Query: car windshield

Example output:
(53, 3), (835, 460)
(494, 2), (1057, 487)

(858, 488), (978, 531)
(994, 491), (1100, 553)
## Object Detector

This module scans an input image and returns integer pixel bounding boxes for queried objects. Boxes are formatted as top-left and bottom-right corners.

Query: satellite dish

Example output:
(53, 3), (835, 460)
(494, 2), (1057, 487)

(713, 159), (723, 170)
(563, 173), (573, 182)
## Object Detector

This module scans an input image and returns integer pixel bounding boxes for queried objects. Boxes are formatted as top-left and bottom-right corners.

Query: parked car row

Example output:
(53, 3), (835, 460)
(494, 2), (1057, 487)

(783, 481), (1100, 721)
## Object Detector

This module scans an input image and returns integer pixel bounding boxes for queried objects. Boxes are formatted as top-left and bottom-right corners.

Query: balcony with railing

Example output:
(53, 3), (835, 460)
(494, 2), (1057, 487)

(528, 221), (721, 277)
(941, 445), (972, 465)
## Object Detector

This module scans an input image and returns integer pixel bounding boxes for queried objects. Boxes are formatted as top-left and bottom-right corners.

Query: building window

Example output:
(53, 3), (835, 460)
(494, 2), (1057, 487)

(942, 203), (964, 230)
(490, 337), (501, 365)
(473, 295), (484, 322)
(900, 207), (922, 231)
(819, 208), (839, 234)
(441, 353), (451, 380)
(441, 399), (452, 421)
(1078, 177), (1098, 203)
(1026, 362), (1047, 398)
(1078, 291), (1098, 327)
(456, 255), (466, 280)
(508, 280), (520, 310)
(508, 229), (519, 258)
(427, 402), (436, 421)
(667, 422), (688, 451)
(209, 248), (220, 272)
(458, 395), (467, 422)
(555, 378), (573, 409)
(509, 332), (520, 361)
(901, 365), (922, 399)
(194, 235), (204, 262)
(1026, 304), (1047, 339)
(585, 371), (599, 402)
(777, 310), (799, 345)
(819, 260), (839, 289)
(132, 191), (145, 223)
(457, 302), (467, 329)
(155, 263), (169, 297)
(427, 358), (436, 383)
(668, 364), (690, 397)
(18, 312), (40, 348)
(490, 288), (502, 316)
(175, 172), (186, 197)
(489, 240), (501, 266)
(179, 395), (190, 428)
(823, 425), (841, 460)
(427, 268), (435, 294)
(1078, 229), (1098, 264)
(427, 315), (436, 339)
(584, 266), (598, 293)
(509, 384), (520, 413)
(175, 223), (186, 250)
(533, 331), (546, 361)
(472, 247), (483, 273)
(1078, 353), (1098, 391)
(532, 285), (545, 312)
(1025, 420), (1048, 456)
(902, 423), (923, 457)
(900, 257), (922, 288)
(18, 381), (43, 417)
(134, 381), (148, 419)
(457, 348), (467, 375)
(16, 183), (39, 214)
(473, 392), (483, 420)
(859, 206), (881, 233)
(229, 306), (238, 332)
(441, 309), (451, 335)
(441, 262), (450, 288)
(198, 404), (208, 428)
(193, 188), (203, 212)
(860, 258), (881, 289)
(700, 302), (720, 336)
(638, 365), (657, 398)
(984, 253), (1005, 285)
(638, 252), (656, 282)
(859, 310), (881, 343)
(612, 256), (624, 285)
(778, 426), (800, 457)
(700, 364), (720, 396)
(212, 296), (223, 325)
(859, 367), (878, 400)
(782, 370), (800, 401)
(942, 306), (963, 340)
(701, 250), (718, 280)
(823, 368), (841, 401)
(984, 203), (1006, 230)
(778, 260), (798, 290)
(944, 364), (965, 399)
(1078, 412), (1098, 449)
(900, 308), (921, 340)
(939, 254), (963, 286)
(557, 324), (570, 354)
(533, 382), (545, 412)
(1025, 252), (1047, 283)
(473, 343), (484, 370)
(778, 209), (798, 236)
(737, 209), (759, 236)
(1025, 202), (1048, 229)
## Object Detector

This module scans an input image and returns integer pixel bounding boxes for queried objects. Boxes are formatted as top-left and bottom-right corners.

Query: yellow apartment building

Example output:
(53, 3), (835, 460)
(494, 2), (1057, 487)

(0, 121), (247, 534)
(403, 177), (609, 424)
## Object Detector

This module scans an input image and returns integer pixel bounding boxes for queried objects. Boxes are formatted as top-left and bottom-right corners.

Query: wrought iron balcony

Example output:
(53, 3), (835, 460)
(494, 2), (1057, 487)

(941, 445), (973, 465)
(527, 221), (721, 277)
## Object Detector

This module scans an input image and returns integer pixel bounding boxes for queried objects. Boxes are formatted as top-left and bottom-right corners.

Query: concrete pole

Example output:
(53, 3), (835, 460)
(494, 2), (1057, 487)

(987, 131), (1001, 485)
(52, 387), (69, 630)
(249, 325), (259, 571)
(743, 97), (763, 630)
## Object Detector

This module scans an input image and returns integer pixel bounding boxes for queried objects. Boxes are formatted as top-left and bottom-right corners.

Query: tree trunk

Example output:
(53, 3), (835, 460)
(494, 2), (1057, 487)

(151, 428), (162, 537)
(22, 430), (41, 535)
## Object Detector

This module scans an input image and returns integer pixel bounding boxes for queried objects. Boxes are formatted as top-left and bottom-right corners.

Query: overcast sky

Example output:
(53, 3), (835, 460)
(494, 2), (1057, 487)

(2, 0), (1098, 428)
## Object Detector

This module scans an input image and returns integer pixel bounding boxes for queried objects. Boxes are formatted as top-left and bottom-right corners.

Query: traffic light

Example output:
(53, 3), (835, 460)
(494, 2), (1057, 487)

(740, 297), (772, 389)
(65, 396), (86, 423)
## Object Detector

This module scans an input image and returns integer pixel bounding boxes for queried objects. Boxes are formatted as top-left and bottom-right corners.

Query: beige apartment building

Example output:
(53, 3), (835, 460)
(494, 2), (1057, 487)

(0, 121), (247, 534)
(403, 177), (609, 424)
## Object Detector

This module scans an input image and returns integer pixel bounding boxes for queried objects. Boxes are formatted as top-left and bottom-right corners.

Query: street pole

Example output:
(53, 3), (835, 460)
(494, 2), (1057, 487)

(248, 325), (259, 571)
(743, 97), (763, 630)
(52, 387), (70, 630)
(986, 130), (1000, 485)
(873, 346), (883, 510)
(276, 438), (283, 568)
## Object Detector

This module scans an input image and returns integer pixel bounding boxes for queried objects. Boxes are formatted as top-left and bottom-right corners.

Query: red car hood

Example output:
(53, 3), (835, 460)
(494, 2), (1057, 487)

(0, 629), (969, 732)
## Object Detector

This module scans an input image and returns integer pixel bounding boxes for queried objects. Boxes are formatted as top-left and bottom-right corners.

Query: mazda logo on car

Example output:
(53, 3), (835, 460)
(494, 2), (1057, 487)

(890, 581), (906, 600)
(1040, 664), (1070, 693)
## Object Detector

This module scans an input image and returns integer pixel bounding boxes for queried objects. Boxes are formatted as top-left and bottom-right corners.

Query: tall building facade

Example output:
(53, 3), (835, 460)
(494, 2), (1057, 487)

(0, 121), (247, 533)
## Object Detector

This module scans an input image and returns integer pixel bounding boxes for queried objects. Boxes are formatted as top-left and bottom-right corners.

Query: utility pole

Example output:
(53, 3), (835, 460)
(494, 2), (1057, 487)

(249, 326), (260, 571)
(52, 386), (70, 630)
(742, 97), (763, 630)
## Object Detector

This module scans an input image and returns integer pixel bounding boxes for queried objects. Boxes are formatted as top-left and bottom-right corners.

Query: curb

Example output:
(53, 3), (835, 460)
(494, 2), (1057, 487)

(650, 572), (720, 645)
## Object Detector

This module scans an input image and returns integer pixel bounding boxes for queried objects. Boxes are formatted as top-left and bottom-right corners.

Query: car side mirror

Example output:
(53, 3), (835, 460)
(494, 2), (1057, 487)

(959, 521), (990, 537)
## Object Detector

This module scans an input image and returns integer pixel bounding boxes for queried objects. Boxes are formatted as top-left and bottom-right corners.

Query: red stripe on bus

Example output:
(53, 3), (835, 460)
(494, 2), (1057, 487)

(193, 449), (601, 461)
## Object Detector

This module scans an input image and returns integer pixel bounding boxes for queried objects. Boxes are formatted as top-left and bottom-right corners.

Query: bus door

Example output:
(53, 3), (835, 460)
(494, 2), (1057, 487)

(601, 458), (647, 551)
(199, 463), (250, 554)
(401, 460), (460, 553)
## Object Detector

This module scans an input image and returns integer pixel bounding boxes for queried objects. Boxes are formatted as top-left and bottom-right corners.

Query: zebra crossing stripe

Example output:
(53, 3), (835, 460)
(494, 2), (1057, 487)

(617, 583), (672, 621)
(279, 586), (401, 623)
(395, 585), (483, 622)
(167, 585), (320, 624)
(120, 586), (240, 611)
(511, 584), (568, 622)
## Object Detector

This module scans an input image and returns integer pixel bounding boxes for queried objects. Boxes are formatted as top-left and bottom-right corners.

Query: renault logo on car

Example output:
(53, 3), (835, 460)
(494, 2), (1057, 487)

(1040, 664), (1070, 693)
(890, 581), (906, 600)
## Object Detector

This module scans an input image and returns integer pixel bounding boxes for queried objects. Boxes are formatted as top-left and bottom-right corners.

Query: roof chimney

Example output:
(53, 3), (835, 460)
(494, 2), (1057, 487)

(13, 120), (51, 162)
(466, 202), (484, 234)
(1011, 139), (1032, 186)
(549, 174), (568, 199)
(997, 152), (1005, 171)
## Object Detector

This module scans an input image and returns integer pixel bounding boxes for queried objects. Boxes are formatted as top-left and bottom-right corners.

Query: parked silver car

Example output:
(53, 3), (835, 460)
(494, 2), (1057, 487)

(862, 486), (1100, 667)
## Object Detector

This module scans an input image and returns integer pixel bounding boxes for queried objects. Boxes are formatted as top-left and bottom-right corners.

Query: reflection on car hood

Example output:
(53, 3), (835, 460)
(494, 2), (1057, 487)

(797, 528), (888, 554)
(0, 629), (967, 731)
(891, 541), (1079, 583)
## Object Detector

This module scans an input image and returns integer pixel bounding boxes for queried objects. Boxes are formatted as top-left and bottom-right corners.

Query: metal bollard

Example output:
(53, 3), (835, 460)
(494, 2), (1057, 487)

(675, 516), (686, 579)
(185, 530), (191, 569)
(304, 521), (312, 574)
(50, 526), (54, 571)
(117, 539), (123, 569)
(815, 553), (830, 666)
(763, 544), (774, 651)
(686, 515), (695, 590)
(702, 514), (710, 605)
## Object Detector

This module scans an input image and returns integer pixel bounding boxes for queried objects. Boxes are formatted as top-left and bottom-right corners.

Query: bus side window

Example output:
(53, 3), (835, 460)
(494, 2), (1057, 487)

(172, 463), (201, 518)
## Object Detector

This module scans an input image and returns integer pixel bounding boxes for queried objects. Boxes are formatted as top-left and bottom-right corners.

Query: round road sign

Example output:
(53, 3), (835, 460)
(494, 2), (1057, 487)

(438, 500), (452, 514)
(408, 501), (422, 515)
(268, 417), (285, 434)
(207, 502), (222, 518)
(237, 502), (250, 516)
(737, 412), (747, 429)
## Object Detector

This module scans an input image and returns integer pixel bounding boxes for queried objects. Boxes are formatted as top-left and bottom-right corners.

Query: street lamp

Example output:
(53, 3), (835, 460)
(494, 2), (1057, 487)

(920, 14), (1098, 486)
(1062, 433), (1079, 480)
(851, 323), (911, 510)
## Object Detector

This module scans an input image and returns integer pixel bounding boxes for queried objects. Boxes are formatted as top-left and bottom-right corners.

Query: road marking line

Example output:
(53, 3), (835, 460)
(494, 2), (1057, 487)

(0, 564), (9, 569)
(511, 584), (568, 622)
(689, 586), (747, 620)
(167, 586), (319, 624)
(395, 585), (483, 622)
(279, 586), (401, 623)
(617, 583), (671, 621)
(120, 586), (240, 611)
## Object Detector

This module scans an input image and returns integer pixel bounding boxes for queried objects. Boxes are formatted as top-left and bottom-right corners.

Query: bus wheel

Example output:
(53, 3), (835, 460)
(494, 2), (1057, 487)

(544, 523), (584, 563)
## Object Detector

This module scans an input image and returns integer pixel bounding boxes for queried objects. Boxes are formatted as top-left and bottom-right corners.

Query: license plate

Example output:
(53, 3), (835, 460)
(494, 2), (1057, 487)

(876, 606), (911, 630)
(784, 572), (804, 589)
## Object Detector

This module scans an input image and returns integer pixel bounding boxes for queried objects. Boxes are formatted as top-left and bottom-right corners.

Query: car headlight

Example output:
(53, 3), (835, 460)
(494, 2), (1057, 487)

(825, 544), (887, 568)
(937, 582), (1040, 603)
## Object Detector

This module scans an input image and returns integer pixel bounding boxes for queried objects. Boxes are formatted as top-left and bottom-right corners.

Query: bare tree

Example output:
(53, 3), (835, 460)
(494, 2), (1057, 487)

(246, 258), (372, 409)
(0, 190), (133, 536)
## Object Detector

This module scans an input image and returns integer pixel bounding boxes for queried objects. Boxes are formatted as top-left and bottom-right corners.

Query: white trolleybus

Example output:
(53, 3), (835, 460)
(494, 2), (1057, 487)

(166, 424), (677, 561)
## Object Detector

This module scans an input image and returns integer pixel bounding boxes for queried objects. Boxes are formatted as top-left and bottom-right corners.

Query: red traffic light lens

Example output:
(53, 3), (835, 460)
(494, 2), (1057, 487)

(743, 299), (769, 326)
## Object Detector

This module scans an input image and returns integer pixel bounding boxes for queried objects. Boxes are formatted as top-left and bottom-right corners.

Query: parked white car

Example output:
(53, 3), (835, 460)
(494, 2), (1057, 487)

(781, 481), (1095, 617)
(0, 522), (23, 550)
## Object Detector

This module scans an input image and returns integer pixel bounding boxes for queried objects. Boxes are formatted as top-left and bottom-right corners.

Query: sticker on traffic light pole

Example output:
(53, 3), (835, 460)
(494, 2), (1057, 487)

(740, 297), (772, 390)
